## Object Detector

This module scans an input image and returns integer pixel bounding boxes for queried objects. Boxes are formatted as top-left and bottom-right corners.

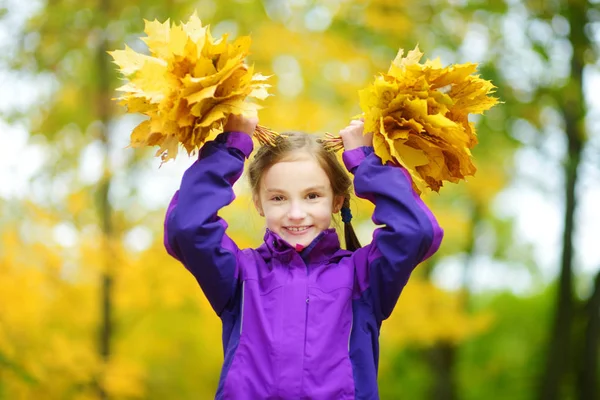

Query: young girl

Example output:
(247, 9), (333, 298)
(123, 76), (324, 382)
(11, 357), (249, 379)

(164, 115), (443, 399)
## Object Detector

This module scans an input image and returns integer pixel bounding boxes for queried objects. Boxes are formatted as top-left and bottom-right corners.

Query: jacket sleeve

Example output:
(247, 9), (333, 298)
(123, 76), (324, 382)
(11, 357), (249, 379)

(345, 146), (444, 322)
(164, 131), (253, 316)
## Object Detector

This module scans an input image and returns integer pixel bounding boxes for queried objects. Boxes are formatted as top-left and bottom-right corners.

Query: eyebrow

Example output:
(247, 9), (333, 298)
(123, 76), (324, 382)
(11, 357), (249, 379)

(303, 186), (327, 192)
(264, 186), (327, 193)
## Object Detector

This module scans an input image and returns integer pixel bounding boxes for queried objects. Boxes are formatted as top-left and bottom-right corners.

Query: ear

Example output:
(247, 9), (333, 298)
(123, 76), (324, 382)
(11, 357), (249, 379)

(253, 194), (264, 217)
(333, 195), (345, 214)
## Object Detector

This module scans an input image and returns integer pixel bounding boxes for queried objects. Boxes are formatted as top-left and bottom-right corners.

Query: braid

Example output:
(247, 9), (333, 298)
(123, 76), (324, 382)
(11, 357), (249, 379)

(342, 197), (361, 251)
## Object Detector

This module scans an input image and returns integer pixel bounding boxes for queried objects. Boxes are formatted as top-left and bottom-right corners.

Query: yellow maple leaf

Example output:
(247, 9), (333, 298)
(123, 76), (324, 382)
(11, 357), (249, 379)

(359, 45), (499, 193)
(109, 12), (272, 163)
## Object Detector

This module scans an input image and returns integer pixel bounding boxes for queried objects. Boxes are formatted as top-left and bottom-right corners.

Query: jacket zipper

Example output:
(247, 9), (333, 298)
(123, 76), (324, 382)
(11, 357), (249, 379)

(304, 264), (309, 355)
(300, 262), (310, 398)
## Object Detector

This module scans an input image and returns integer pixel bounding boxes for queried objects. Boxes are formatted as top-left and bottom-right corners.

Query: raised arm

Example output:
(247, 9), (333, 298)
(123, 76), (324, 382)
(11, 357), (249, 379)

(340, 121), (443, 323)
(164, 117), (256, 316)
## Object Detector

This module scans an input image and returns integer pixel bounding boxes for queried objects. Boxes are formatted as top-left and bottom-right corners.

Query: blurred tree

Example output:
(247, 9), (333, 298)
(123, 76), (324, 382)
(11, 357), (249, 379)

(536, 2), (591, 397)
(3, 0), (201, 397)
(441, 0), (598, 398)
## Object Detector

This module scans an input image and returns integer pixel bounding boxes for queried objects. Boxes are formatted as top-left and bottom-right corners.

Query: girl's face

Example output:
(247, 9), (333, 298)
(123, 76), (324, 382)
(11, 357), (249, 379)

(254, 151), (344, 249)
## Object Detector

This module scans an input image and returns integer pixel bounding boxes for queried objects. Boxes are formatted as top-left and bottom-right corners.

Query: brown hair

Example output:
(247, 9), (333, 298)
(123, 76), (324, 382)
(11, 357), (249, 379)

(248, 131), (361, 251)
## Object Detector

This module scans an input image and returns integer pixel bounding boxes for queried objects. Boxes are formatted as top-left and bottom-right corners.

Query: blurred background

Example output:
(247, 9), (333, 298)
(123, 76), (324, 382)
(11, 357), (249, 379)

(0, 0), (599, 399)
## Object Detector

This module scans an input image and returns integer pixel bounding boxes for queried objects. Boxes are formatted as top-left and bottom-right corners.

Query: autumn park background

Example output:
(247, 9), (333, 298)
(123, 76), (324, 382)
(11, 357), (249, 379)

(0, 0), (599, 399)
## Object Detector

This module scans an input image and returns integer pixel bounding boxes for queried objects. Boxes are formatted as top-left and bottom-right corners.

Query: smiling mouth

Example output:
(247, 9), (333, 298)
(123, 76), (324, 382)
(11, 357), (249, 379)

(285, 226), (312, 233)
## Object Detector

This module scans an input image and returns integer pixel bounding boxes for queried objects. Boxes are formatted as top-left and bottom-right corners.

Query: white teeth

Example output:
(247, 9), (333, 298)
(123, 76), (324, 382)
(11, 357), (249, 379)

(286, 226), (309, 232)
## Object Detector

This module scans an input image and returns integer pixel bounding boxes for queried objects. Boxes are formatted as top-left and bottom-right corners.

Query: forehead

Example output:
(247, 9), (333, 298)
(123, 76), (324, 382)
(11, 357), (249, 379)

(261, 151), (331, 192)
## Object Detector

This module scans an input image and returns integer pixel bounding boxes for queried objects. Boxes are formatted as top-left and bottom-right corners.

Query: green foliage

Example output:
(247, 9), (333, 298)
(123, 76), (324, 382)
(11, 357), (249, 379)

(457, 290), (553, 400)
(379, 348), (433, 399)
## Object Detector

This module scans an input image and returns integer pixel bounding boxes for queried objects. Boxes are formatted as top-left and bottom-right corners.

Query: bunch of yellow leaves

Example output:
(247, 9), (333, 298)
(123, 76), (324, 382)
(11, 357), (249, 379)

(109, 13), (273, 163)
(327, 46), (498, 194)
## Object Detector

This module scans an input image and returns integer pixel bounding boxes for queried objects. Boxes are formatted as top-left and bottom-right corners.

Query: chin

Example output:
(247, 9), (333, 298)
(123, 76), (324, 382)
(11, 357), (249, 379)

(281, 232), (317, 248)
(284, 236), (311, 247)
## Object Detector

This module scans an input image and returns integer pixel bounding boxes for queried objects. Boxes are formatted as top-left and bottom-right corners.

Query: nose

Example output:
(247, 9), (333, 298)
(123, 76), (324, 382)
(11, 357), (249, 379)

(287, 200), (307, 221)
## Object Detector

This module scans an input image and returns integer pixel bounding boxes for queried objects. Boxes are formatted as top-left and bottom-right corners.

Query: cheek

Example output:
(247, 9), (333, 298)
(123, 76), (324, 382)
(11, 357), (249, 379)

(314, 203), (334, 222)
(263, 205), (285, 225)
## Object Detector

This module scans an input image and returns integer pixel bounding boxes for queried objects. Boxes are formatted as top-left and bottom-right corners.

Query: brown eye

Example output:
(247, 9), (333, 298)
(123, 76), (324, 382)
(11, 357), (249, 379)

(307, 193), (320, 200)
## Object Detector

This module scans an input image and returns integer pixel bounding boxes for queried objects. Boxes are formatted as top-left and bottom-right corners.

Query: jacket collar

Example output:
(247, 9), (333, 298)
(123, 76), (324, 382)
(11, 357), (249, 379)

(262, 228), (348, 265)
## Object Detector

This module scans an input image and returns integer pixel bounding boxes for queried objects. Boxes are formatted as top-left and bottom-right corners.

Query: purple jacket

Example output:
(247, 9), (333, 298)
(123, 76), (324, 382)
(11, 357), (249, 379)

(164, 132), (443, 399)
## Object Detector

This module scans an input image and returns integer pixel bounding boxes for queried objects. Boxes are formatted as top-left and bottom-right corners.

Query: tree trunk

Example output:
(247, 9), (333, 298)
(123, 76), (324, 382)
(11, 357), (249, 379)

(426, 203), (481, 400)
(538, 1), (587, 399)
(96, 0), (113, 398)
(577, 269), (600, 400)
(428, 343), (457, 400)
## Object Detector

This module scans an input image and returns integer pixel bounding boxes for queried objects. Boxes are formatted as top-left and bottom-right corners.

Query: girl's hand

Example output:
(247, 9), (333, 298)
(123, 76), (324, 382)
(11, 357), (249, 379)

(339, 119), (373, 151)
(223, 113), (259, 135)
